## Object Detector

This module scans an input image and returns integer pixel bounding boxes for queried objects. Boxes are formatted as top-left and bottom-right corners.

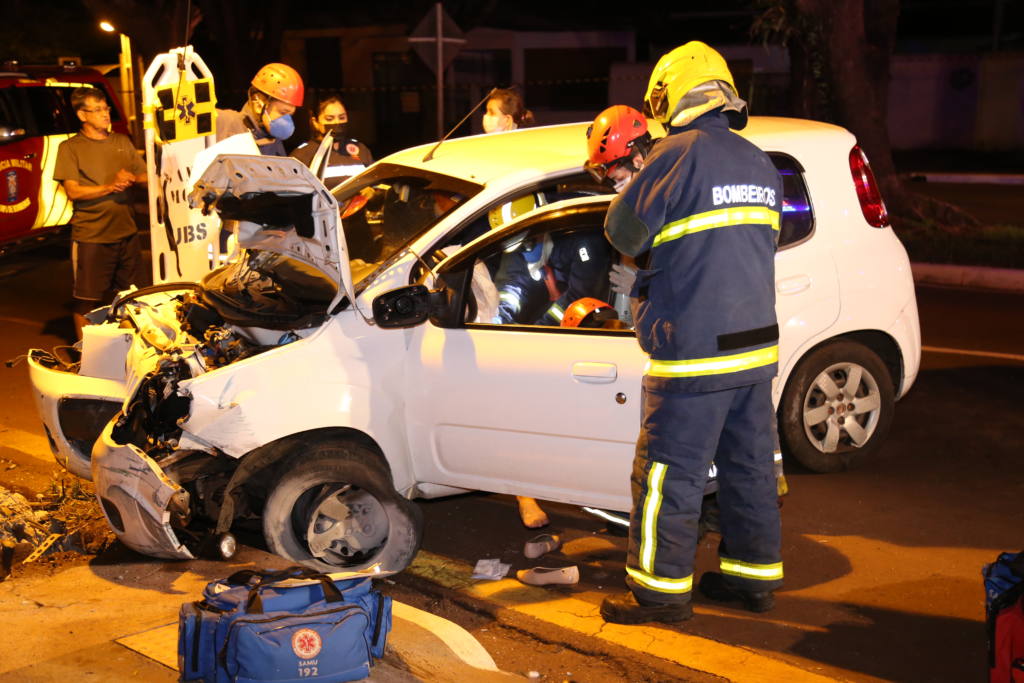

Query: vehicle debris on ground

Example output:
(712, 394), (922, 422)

(0, 477), (113, 580)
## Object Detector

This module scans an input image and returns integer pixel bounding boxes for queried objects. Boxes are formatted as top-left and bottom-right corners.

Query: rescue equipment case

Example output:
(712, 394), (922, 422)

(984, 551), (1024, 682)
(178, 566), (391, 683)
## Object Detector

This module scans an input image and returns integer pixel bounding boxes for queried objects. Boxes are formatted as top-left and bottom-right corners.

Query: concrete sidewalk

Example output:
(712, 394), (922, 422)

(0, 546), (517, 682)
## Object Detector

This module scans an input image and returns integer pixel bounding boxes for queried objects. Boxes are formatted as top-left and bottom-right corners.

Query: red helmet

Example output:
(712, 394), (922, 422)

(251, 63), (305, 107)
(584, 105), (651, 182)
(561, 297), (619, 328)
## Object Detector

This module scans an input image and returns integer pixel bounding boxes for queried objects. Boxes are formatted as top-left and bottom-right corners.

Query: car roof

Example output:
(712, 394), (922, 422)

(384, 116), (853, 185)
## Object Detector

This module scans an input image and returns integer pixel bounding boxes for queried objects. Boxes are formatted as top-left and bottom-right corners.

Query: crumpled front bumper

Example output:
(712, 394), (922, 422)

(91, 418), (194, 560)
(26, 351), (126, 480)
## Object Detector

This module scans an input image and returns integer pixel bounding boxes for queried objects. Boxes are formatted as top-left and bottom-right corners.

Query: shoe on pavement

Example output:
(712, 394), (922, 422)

(523, 533), (562, 559)
(516, 565), (579, 586)
(698, 571), (775, 613)
(600, 592), (693, 625)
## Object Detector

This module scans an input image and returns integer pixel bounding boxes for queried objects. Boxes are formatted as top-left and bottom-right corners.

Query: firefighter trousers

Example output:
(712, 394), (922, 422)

(625, 381), (783, 604)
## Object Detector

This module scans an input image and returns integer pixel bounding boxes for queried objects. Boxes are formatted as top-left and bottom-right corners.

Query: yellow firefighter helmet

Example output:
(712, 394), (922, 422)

(644, 41), (739, 128)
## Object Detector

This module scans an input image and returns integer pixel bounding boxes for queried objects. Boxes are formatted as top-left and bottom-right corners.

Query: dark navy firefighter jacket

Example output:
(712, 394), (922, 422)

(495, 229), (612, 325)
(605, 110), (782, 393)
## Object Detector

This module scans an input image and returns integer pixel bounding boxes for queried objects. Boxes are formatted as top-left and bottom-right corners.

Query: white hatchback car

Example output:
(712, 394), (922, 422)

(27, 118), (920, 573)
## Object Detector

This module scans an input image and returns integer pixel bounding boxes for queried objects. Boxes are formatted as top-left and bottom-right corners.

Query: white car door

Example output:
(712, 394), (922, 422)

(403, 203), (641, 512)
(770, 153), (841, 383)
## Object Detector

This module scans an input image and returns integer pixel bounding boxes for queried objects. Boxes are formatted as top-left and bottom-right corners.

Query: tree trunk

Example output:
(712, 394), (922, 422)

(196, 0), (288, 108)
(793, 0), (908, 217)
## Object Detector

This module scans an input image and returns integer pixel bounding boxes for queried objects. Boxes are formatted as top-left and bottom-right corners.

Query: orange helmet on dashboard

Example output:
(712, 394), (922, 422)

(251, 63), (305, 107)
(561, 297), (619, 329)
(584, 105), (652, 183)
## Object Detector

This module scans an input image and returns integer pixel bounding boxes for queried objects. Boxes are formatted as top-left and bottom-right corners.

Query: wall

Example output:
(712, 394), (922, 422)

(884, 52), (1022, 152)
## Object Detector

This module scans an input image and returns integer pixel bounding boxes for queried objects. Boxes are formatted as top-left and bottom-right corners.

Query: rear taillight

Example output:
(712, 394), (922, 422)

(849, 145), (889, 228)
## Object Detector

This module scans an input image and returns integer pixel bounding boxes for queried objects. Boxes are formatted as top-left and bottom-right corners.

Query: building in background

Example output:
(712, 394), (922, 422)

(281, 25), (633, 156)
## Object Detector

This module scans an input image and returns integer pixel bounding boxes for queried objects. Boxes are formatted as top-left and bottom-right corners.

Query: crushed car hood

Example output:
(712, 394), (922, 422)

(188, 154), (355, 312)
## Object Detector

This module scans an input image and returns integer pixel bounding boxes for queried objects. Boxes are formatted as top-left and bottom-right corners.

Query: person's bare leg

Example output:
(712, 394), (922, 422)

(73, 312), (88, 341)
(517, 496), (549, 528)
(72, 299), (97, 342)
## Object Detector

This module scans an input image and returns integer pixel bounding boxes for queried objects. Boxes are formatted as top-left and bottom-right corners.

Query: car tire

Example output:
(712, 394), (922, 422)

(262, 441), (423, 574)
(779, 340), (895, 473)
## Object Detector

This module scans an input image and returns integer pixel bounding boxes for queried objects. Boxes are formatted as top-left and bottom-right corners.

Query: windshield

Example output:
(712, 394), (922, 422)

(332, 163), (484, 287)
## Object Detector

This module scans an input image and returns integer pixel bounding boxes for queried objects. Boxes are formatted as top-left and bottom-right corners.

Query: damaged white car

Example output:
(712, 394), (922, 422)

(27, 119), (921, 574)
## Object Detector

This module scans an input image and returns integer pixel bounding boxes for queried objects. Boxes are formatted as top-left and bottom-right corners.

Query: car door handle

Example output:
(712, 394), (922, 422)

(777, 274), (811, 295)
(572, 362), (617, 383)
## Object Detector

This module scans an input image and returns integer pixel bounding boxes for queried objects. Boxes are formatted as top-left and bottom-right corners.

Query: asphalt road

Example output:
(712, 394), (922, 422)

(1, 244), (1022, 681)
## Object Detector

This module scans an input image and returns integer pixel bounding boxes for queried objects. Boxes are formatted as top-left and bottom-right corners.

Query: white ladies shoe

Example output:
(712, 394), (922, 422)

(516, 565), (580, 586)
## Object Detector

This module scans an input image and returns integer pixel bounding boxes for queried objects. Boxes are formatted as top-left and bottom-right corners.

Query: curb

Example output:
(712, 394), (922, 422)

(909, 172), (1024, 185)
(400, 549), (837, 683)
(911, 262), (1024, 293)
(390, 600), (509, 677)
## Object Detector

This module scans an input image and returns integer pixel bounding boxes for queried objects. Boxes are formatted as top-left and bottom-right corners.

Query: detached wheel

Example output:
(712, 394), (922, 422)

(262, 441), (423, 574)
(780, 340), (895, 473)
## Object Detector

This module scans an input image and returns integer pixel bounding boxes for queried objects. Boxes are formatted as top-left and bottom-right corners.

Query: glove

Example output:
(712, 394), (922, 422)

(609, 263), (637, 296)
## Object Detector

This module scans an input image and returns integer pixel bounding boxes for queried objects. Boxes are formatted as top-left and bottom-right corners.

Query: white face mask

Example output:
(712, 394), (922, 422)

(612, 172), (634, 193)
(482, 113), (503, 134)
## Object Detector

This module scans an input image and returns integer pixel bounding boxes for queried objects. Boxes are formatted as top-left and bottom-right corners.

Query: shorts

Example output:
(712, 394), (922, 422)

(72, 235), (145, 301)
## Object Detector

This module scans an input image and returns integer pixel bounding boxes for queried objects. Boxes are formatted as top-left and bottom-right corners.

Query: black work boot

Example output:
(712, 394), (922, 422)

(698, 572), (775, 613)
(600, 592), (693, 624)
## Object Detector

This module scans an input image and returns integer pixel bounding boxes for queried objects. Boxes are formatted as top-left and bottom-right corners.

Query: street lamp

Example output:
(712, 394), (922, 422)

(98, 20), (139, 142)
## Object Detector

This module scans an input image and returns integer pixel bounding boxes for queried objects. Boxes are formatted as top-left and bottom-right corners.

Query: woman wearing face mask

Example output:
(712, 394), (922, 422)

(482, 87), (534, 134)
(216, 63), (304, 156)
(292, 96), (374, 189)
(480, 87), (550, 529)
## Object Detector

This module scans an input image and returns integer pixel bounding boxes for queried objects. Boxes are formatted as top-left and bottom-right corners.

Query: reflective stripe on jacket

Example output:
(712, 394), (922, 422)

(605, 110), (782, 393)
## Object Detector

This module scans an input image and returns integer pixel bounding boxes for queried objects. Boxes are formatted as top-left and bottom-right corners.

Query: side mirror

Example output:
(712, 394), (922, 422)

(0, 125), (27, 144)
(373, 284), (433, 328)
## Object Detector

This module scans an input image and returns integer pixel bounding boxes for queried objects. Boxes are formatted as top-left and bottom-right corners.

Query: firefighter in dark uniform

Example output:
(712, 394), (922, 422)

(493, 225), (612, 326)
(599, 41), (784, 625)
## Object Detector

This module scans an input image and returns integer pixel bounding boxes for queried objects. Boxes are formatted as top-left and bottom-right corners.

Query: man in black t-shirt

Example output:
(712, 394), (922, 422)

(54, 87), (147, 339)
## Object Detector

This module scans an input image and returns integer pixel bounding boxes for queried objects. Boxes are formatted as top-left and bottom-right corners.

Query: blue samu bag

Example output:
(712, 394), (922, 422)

(178, 566), (391, 683)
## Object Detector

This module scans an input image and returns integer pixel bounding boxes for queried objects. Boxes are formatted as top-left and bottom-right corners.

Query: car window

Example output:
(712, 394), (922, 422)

(333, 163), (483, 287)
(0, 89), (25, 130)
(455, 208), (632, 332)
(440, 171), (614, 251)
(770, 153), (814, 248)
(23, 86), (78, 136)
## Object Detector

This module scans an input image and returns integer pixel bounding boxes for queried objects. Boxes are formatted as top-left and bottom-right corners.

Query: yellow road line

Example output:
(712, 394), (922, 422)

(116, 622), (178, 670)
(409, 550), (837, 683)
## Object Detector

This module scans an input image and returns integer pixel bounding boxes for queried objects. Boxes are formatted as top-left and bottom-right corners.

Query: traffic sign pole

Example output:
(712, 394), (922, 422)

(435, 3), (443, 139)
(408, 3), (466, 141)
